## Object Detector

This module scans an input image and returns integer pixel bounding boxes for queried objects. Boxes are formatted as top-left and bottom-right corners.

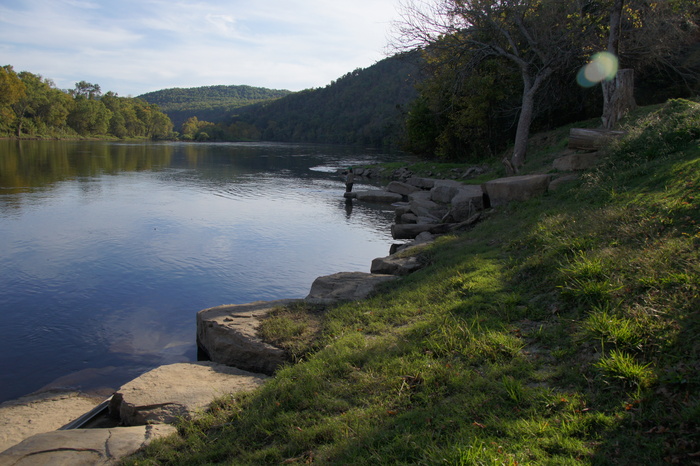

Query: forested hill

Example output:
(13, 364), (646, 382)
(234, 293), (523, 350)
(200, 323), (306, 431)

(232, 52), (421, 147)
(138, 85), (292, 128)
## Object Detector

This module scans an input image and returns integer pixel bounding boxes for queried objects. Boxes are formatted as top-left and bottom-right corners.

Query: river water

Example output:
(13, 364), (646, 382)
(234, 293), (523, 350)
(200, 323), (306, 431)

(0, 140), (402, 403)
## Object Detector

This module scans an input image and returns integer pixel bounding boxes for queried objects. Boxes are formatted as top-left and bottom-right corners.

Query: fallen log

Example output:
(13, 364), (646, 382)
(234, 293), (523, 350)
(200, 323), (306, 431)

(568, 128), (625, 151)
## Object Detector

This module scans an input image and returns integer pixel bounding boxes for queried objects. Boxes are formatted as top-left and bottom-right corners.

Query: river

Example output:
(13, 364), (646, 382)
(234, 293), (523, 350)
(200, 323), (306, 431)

(0, 140), (403, 403)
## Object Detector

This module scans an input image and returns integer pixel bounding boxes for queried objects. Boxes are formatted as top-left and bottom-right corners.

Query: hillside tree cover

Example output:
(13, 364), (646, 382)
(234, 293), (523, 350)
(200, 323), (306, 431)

(231, 53), (421, 147)
(138, 85), (292, 129)
(0, 66), (173, 139)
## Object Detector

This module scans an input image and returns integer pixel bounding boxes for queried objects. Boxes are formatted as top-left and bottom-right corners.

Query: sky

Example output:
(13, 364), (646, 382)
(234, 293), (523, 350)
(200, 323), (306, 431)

(0, 0), (401, 96)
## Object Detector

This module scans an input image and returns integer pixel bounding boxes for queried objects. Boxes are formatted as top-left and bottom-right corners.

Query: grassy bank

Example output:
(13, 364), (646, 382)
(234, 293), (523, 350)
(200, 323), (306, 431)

(125, 99), (699, 465)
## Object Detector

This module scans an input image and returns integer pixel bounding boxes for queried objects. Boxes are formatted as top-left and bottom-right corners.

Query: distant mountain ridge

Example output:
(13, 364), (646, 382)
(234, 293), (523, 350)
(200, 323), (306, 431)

(139, 52), (422, 147)
(138, 85), (292, 128)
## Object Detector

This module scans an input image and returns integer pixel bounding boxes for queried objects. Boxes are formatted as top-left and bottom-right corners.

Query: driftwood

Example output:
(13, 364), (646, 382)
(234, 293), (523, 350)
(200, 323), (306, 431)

(568, 128), (626, 151)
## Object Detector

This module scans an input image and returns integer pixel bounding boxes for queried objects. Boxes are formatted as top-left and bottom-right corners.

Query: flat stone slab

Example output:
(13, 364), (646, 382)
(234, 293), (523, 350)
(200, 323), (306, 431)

(354, 190), (403, 203)
(0, 424), (175, 465)
(197, 299), (300, 374)
(386, 181), (420, 196)
(305, 272), (397, 304)
(0, 391), (103, 453)
(482, 174), (551, 206)
(109, 362), (268, 426)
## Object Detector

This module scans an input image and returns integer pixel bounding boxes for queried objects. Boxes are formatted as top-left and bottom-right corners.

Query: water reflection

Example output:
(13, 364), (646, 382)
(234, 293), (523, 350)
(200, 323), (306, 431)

(0, 140), (401, 402)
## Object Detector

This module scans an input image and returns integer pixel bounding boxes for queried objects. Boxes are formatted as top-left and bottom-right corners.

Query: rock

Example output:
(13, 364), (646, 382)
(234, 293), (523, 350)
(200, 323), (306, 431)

(0, 424), (176, 465)
(549, 174), (580, 191)
(0, 391), (103, 453)
(408, 192), (448, 219)
(462, 166), (486, 179)
(405, 177), (435, 189)
(553, 152), (600, 171)
(399, 213), (418, 224)
(482, 174), (551, 207)
(197, 299), (300, 374)
(391, 232), (436, 254)
(305, 272), (397, 304)
(355, 190), (403, 203)
(386, 181), (420, 196)
(445, 185), (485, 222)
(370, 255), (424, 275)
(109, 362), (267, 426)
(449, 213), (482, 232)
(430, 180), (464, 203)
(343, 192), (357, 199)
(391, 223), (452, 240)
(392, 167), (413, 180)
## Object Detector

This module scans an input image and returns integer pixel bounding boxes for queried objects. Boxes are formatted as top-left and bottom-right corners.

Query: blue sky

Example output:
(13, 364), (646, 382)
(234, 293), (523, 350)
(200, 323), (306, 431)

(0, 0), (399, 96)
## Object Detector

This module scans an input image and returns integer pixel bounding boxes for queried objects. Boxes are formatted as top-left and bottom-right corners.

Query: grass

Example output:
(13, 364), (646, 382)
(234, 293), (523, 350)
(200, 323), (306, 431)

(123, 99), (700, 465)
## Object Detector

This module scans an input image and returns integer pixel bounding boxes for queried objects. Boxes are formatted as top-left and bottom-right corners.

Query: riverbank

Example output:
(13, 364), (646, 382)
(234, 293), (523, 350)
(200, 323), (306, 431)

(122, 100), (698, 464)
(3, 100), (699, 464)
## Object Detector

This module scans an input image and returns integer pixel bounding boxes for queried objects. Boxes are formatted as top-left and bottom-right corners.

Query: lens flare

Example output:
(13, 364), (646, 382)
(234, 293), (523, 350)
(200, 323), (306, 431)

(577, 52), (619, 88)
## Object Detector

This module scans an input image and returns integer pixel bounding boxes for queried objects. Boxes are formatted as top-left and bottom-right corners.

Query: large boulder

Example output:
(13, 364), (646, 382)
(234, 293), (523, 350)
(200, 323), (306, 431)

(430, 180), (464, 204)
(405, 177), (435, 189)
(305, 272), (397, 304)
(408, 191), (448, 220)
(354, 190), (403, 203)
(197, 299), (299, 374)
(482, 174), (551, 207)
(370, 255), (424, 276)
(445, 185), (485, 222)
(0, 424), (175, 465)
(386, 181), (420, 196)
(109, 362), (267, 426)
(0, 391), (103, 453)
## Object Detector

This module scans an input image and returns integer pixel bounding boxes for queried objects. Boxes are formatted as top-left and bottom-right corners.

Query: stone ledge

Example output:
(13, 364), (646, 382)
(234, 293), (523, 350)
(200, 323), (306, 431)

(109, 362), (267, 426)
(197, 299), (301, 374)
(0, 424), (175, 465)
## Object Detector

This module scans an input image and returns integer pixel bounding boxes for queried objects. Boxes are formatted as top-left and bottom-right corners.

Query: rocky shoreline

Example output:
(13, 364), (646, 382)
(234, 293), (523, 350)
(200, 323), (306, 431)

(0, 158), (585, 464)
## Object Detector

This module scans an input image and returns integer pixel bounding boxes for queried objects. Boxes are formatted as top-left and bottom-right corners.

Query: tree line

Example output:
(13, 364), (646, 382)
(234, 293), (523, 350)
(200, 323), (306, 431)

(0, 66), (173, 139)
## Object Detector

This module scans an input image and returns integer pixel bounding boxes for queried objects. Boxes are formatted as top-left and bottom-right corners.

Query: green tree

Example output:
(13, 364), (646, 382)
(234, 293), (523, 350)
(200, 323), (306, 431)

(67, 96), (112, 135)
(12, 71), (71, 137)
(71, 81), (102, 100)
(0, 65), (26, 134)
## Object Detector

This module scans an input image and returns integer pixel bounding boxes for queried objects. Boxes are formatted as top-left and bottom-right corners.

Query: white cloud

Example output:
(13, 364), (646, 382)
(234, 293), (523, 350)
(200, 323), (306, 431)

(0, 0), (400, 95)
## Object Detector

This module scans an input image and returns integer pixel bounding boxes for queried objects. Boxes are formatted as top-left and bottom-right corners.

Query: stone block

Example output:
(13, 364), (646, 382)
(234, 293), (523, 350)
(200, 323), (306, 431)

(197, 299), (300, 374)
(109, 362), (267, 426)
(405, 177), (435, 189)
(355, 190), (403, 204)
(482, 174), (551, 207)
(0, 424), (176, 465)
(305, 272), (397, 304)
(386, 181), (420, 196)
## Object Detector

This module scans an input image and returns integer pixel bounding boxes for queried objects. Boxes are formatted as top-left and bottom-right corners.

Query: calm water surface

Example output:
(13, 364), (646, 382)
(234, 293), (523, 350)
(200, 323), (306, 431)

(0, 140), (402, 403)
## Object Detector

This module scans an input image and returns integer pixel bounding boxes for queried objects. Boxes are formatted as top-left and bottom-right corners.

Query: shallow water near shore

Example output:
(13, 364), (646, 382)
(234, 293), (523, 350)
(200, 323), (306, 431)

(0, 140), (402, 403)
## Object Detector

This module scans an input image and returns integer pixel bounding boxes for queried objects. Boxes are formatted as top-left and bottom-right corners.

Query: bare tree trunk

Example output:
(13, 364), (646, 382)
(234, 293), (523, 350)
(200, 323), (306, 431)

(601, 0), (635, 129)
(510, 88), (535, 171)
(509, 67), (551, 172)
(601, 69), (636, 129)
